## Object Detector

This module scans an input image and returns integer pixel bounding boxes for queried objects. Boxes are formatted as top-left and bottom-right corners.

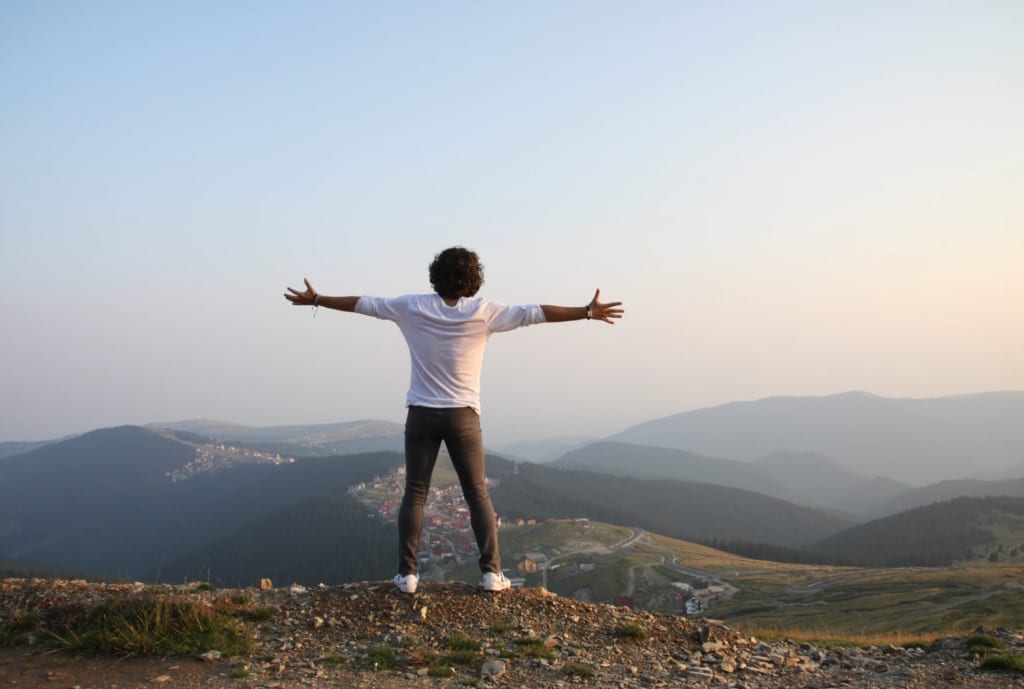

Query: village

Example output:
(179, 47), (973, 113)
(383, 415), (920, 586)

(167, 443), (296, 482)
(347, 465), (731, 617)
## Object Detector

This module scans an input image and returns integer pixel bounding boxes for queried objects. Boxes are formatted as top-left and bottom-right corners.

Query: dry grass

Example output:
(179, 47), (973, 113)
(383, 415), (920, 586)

(739, 625), (948, 649)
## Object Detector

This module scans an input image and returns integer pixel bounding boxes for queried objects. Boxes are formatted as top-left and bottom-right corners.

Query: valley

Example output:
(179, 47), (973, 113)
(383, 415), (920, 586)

(347, 461), (1024, 635)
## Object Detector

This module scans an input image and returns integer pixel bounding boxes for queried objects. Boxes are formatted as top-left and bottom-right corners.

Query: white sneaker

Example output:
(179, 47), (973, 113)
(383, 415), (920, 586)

(393, 573), (418, 593)
(481, 571), (511, 592)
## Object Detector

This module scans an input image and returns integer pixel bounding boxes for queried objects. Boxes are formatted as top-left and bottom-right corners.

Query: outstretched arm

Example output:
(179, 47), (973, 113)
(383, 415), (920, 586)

(541, 289), (624, 324)
(283, 278), (359, 312)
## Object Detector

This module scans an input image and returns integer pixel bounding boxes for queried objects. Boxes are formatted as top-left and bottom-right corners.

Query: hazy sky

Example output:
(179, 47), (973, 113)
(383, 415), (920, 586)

(2, 2), (1022, 443)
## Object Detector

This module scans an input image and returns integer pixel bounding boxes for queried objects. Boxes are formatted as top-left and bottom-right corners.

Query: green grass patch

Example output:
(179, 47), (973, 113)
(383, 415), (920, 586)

(489, 621), (511, 635)
(967, 634), (1007, 654)
(229, 664), (250, 678)
(428, 665), (455, 677)
(441, 649), (481, 666)
(444, 633), (481, 651)
(0, 611), (39, 647)
(364, 644), (399, 670)
(617, 622), (648, 641)
(565, 662), (595, 678)
(323, 655), (347, 666)
(508, 637), (555, 660)
(980, 653), (1024, 673)
(717, 564), (1024, 635)
(49, 595), (251, 657)
(242, 606), (275, 622)
(514, 636), (543, 647)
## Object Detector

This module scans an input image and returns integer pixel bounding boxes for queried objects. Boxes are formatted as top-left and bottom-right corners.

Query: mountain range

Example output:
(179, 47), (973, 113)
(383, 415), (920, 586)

(552, 442), (910, 516)
(2, 390), (1022, 585)
(147, 418), (404, 456)
(611, 390), (1024, 484)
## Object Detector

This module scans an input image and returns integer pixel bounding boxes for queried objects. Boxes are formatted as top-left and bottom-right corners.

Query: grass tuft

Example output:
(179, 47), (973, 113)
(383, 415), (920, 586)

(967, 634), (1006, 655)
(489, 621), (511, 635)
(364, 644), (399, 670)
(617, 622), (649, 641)
(980, 653), (1024, 673)
(428, 665), (456, 677)
(0, 611), (39, 647)
(242, 606), (275, 622)
(507, 637), (554, 660)
(565, 661), (595, 678)
(445, 633), (481, 651)
(48, 595), (251, 657)
(441, 649), (481, 666)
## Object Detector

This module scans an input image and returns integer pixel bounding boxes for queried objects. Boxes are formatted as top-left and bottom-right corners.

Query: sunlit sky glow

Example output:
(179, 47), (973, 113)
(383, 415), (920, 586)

(1, 2), (1021, 443)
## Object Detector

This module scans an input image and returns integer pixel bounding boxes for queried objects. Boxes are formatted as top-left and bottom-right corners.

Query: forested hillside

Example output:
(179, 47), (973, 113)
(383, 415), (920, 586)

(491, 464), (853, 547)
(812, 496), (1024, 566)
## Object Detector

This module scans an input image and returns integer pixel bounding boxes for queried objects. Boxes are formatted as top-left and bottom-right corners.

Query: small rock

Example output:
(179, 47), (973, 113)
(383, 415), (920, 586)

(481, 659), (507, 678)
(199, 650), (222, 662)
(149, 676), (171, 684)
(686, 666), (714, 680)
(289, 584), (307, 595)
(259, 578), (273, 590)
(312, 616), (324, 629)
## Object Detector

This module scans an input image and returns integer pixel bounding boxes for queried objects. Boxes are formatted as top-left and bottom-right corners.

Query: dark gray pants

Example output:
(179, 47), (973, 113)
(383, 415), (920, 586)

(398, 406), (500, 576)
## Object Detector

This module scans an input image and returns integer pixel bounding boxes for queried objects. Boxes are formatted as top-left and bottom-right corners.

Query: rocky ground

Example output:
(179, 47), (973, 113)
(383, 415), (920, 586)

(2, 577), (1023, 688)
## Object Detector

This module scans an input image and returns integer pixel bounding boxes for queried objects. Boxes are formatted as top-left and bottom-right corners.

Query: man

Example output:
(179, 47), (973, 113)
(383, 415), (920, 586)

(285, 247), (623, 593)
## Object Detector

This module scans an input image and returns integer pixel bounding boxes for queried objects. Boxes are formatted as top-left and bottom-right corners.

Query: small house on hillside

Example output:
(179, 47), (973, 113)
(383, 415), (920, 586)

(516, 555), (539, 575)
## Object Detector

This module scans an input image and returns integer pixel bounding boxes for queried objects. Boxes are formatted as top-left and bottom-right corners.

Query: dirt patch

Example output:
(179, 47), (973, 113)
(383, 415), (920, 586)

(0, 647), (232, 689)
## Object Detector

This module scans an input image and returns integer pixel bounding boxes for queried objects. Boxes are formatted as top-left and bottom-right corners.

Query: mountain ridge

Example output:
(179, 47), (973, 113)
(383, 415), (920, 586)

(610, 390), (1024, 484)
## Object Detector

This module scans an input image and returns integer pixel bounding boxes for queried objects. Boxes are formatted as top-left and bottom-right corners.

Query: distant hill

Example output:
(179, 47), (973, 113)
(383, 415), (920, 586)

(753, 451), (911, 515)
(811, 496), (1024, 566)
(0, 440), (56, 459)
(864, 478), (1024, 520)
(491, 463), (854, 547)
(0, 426), (401, 578)
(159, 493), (395, 587)
(552, 441), (786, 497)
(0, 559), (114, 582)
(551, 443), (909, 517)
(610, 390), (1024, 484)
(148, 418), (405, 455)
(490, 436), (595, 463)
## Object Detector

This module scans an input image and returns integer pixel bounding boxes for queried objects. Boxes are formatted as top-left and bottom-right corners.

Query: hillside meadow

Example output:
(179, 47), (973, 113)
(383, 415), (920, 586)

(462, 521), (1024, 637)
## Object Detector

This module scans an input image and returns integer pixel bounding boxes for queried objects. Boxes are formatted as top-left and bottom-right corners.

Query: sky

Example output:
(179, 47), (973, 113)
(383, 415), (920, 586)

(1, 1), (1022, 444)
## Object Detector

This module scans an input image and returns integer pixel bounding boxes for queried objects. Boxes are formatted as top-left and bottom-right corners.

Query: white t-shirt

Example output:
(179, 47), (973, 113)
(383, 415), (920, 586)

(355, 294), (546, 413)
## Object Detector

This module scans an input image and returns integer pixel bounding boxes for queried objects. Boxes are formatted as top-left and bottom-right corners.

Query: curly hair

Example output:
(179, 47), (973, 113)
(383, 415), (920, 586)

(429, 247), (484, 299)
